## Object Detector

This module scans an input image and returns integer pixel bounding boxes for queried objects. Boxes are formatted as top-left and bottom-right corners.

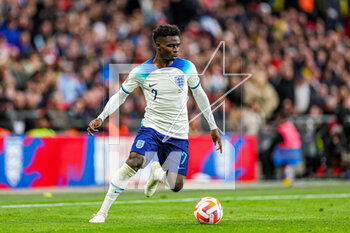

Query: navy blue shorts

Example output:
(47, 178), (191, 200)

(272, 147), (302, 166)
(130, 126), (189, 176)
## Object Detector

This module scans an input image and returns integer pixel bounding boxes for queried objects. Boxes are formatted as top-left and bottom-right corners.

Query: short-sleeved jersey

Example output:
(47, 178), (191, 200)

(121, 58), (200, 139)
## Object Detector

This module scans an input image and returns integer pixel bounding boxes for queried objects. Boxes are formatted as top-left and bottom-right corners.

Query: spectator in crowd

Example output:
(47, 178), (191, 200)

(1, 0), (350, 178)
(267, 111), (302, 186)
(241, 98), (264, 135)
(0, 96), (14, 131)
(27, 113), (55, 137)
(244, 69), (279, 120)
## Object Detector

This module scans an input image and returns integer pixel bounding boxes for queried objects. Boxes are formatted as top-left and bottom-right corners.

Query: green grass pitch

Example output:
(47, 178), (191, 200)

(0, 182), (349, 233)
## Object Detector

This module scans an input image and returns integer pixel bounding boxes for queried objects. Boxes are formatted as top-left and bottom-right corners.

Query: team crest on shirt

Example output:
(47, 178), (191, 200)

(136, 140), (145, 149)
(174, 75), (184, 91)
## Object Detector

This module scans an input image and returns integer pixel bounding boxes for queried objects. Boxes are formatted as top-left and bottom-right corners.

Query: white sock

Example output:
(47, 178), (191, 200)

(97, 163), (136, 216)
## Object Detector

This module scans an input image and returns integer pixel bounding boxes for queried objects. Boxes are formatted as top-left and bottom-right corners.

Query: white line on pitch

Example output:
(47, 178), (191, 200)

(1, 193), (350, 209)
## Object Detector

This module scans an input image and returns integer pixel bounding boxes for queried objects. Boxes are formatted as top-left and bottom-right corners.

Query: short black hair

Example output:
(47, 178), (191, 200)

(152, 24), (180, 43)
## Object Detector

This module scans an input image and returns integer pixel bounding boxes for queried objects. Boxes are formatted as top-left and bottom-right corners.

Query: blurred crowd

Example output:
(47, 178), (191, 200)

(1, 0), (350, 177)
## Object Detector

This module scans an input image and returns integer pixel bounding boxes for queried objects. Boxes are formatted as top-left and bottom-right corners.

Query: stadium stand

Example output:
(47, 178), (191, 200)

(0, 0), (350, 178)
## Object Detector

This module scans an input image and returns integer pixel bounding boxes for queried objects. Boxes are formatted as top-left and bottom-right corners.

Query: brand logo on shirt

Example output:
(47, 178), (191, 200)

(149, 83), (157, 88)
(136, 140), (145, 149)
(174, 75), (184, 90)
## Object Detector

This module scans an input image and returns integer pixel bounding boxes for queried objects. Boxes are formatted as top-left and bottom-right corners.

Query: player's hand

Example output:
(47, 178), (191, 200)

(210, 129), (222, 154)
(87, 118), (103, 136)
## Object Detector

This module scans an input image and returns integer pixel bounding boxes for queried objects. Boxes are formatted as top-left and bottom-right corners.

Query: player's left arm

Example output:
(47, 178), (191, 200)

(187, 61), (222, 153)
(190, 82), (223, 154)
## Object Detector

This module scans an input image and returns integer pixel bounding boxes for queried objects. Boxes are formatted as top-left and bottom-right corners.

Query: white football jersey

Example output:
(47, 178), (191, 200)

(121, 58), (200, 139)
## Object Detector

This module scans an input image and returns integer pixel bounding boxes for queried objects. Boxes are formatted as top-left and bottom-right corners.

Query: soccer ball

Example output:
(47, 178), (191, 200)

(193, 197), (223, 224)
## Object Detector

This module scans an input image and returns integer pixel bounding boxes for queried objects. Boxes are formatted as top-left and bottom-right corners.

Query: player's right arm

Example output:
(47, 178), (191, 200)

(87, 68), (140, 136)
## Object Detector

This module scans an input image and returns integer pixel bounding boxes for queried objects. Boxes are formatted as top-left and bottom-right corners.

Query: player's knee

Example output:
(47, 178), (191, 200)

(171, 181), (183, 192)
(126, 152), (144, 171)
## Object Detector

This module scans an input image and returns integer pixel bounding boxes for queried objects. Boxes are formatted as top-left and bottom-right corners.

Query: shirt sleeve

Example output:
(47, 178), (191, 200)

(97, 90), (129, 121)
(121, 67), (140, 94)
(98, 66), (140, 121)
(191, 84), (217, 130)
(186, 61), (200, 89)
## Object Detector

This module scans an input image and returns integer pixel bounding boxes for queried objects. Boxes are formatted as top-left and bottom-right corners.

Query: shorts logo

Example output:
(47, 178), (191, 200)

(136, 140), (145, 149)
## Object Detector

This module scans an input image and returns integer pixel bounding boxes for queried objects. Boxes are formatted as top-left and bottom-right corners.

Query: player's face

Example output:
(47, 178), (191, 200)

(156, 36), (181, 61)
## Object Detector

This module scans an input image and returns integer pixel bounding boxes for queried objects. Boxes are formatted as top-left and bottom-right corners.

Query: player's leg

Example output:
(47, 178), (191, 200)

(144, 160), (185, 196)
(145, 140), (189, 196)
(90, 127), (158, 222)
(144, 163), (186, 196)
(89, 152), (144, 223)
(144, 161), (164, 197)
(165, 172), (186, 192)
